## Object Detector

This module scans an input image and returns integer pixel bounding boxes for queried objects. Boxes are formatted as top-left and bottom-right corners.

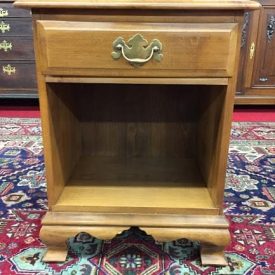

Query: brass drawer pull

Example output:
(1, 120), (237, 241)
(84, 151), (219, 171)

(112, 34), (163, 66)
(0, 8), (9, 18)
(0, 21), (10, 33)
(3, 64), (16, 75)
(249, 42), (255, 59)
(0, 40), (12, 52)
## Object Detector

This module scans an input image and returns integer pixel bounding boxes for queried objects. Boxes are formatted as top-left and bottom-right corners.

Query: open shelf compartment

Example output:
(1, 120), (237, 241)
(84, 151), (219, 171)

(44, 83), (227, 215)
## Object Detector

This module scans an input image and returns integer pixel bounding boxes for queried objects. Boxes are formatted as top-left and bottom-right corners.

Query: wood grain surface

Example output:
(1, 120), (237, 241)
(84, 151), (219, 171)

(37, 21), (238, 77)
(14, 0), (261, 10)
(23, 0), (255, 264)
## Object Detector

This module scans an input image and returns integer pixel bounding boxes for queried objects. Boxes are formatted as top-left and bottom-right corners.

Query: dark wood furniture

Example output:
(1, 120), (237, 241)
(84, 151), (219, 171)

(0, 0), (37, 98)
(236, 0), (275, 104)
(2, 0), (273, 104)
(15, 0), (260, 266)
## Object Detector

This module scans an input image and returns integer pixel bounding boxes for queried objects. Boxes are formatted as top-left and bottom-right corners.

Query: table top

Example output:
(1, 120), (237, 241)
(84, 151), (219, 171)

(14, 0), (261, 10)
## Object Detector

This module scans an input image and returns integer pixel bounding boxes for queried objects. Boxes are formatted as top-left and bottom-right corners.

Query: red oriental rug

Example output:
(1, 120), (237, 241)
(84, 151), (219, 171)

(0, 118), (274, 274)
(1, 106), (275, 122)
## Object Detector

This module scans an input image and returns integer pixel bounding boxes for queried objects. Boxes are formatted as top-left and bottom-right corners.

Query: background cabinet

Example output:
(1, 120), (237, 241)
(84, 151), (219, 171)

(236, 0), (275, 104)
(1, 0), (274, 104)
(0, 0), (37, 98)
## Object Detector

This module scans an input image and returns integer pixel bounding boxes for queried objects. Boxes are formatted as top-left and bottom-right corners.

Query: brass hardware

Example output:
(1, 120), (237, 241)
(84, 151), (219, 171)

(0, 21), (10, 33)
(249, 42), (255, 59)
(0, 8), (8, 18)
(2, 64), (16, 75)
(0, 40), (12, 52)
(259, 77), (268, 82)
(112, 34), (163, 66)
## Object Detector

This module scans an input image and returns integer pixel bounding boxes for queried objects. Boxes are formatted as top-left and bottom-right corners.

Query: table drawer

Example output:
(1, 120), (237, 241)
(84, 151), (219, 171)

(0, 18), (32, 36)
(0, 37), (34, 60)
(0, 3), (31, 18)
(0, 62), (37, 89)
(37, 21), (238, 78)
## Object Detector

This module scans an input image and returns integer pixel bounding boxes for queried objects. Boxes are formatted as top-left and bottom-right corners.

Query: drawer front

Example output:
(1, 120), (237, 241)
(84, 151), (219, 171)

(0, 3), (31, 18)
(0, 19), (32, 36)
(0, 62), (37, 89)
(0, 37), (34, 60)
(37, 21), (238, 77)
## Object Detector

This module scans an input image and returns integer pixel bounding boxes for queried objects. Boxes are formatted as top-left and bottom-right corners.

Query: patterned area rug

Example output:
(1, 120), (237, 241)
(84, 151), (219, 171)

(0, 118), (274, 275)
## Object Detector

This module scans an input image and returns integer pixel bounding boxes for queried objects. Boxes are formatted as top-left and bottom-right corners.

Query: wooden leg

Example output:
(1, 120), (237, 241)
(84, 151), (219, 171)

(201, 245), (227, 266)
(142, 227), (230, 266)
(40, 212), (231, 264)
(43, 245), (68, 262)
(40, 225), (69, 262)
(39, 222), (129, 262)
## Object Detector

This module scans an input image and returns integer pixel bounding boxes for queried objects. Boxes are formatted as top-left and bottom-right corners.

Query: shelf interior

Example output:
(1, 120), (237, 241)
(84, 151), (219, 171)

(46, 83), (226, 213)
(52, 156), (218, 214)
